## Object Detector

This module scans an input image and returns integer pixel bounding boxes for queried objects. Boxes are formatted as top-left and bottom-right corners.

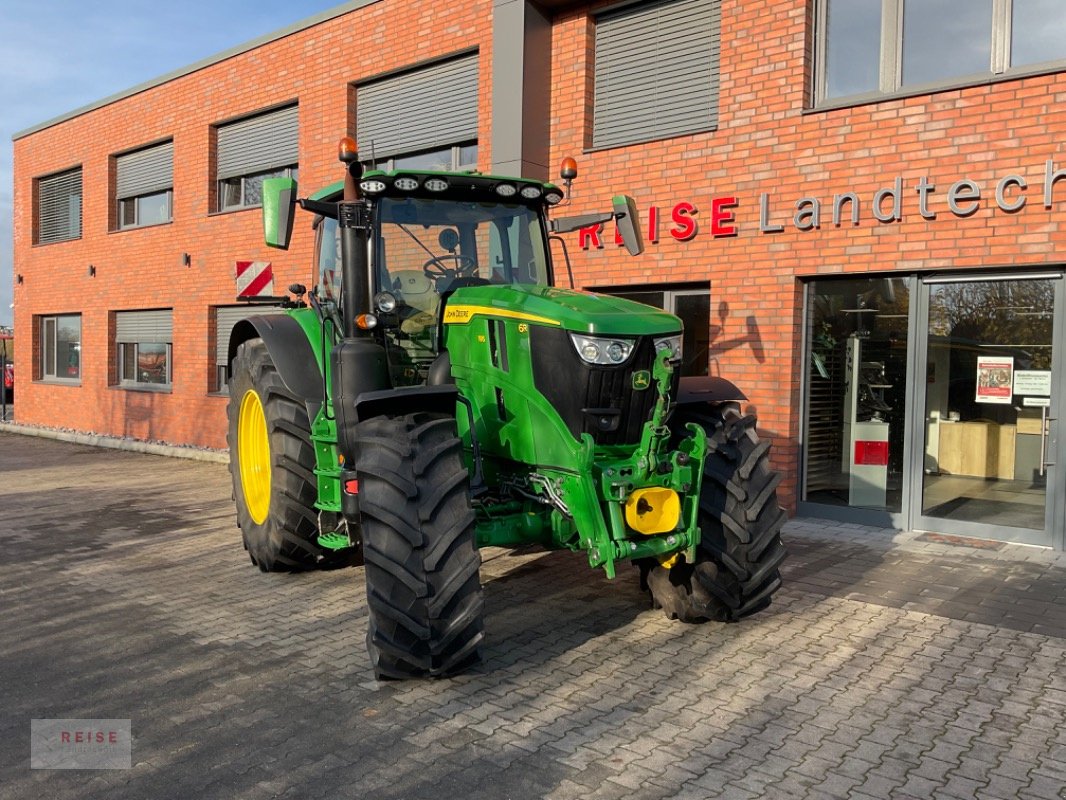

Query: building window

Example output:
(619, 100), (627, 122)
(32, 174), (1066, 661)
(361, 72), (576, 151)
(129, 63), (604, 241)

(36, 167), (82, 244)
(356, 54), (478, 169)
(592, 284), (710, 378)
(817, 0), (1066, 103)
(592, 0), (720, 149)
(115, 140), (174, 229)
(216, 104), (298, 212)
(213, 305), (280, 392)
(115, 310), (172, 389)
(375, 143), (478, 172)
(39, 314), (81, 381)
(802, 277), (910, 513)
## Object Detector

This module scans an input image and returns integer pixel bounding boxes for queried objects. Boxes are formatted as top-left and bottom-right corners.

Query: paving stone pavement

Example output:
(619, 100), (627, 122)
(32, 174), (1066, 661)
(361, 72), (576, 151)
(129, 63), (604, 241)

(2, 431), (1066, 799)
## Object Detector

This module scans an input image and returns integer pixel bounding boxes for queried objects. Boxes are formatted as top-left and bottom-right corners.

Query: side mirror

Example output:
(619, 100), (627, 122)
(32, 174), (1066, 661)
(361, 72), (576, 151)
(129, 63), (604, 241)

(263, 177), (298, 249)
(612, 195), (643, 256)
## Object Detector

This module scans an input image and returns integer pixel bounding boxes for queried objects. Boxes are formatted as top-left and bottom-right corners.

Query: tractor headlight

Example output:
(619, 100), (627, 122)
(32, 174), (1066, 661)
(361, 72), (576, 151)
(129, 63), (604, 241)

(569, 334), (635, 366)
(374, 292), (398, 313)
(394, 176), (419, 192)
(653, 334), (683, 363)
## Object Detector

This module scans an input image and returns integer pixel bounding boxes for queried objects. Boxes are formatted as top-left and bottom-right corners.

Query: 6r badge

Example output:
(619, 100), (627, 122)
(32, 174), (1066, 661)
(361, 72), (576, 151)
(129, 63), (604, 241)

(632, 370), (651, 390)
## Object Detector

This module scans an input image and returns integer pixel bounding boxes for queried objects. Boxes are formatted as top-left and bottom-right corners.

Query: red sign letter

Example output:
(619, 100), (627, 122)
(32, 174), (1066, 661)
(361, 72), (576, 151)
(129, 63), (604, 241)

(670, 202), (697, 241)
(711, 196), (738, 237)
(579, 223), (604, 250)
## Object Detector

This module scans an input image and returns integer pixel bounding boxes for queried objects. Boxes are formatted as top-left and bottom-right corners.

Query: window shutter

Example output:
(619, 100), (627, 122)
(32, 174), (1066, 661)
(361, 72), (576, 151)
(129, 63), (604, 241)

(214, 306), (280, 365)
(217, 105), (299, 180)
(593, 0), (720, 149)
(37, 168), (82, 244)
(116, 141), (173, 199)
(116, 310), (173, 344)
(357, 54), (479, 160)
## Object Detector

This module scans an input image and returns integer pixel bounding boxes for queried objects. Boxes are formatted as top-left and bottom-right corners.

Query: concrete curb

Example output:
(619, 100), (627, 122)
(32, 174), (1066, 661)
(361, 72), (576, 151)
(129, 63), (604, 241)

(0, 421), (230, 464)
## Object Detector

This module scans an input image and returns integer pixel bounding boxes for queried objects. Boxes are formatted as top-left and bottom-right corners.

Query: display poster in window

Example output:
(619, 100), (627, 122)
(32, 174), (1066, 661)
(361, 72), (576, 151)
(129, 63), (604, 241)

(976, 356), (1014, 404)
(1013, 370), (1052, 397)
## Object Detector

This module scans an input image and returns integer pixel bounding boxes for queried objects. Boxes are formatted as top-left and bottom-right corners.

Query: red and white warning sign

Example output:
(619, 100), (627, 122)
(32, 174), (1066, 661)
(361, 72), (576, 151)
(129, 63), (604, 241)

(235, 261), (274, 298)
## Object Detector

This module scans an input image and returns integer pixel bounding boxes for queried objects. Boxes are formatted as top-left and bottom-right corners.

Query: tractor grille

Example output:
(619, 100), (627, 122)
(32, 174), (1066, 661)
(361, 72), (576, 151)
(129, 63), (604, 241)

(530, 327), (679, 446)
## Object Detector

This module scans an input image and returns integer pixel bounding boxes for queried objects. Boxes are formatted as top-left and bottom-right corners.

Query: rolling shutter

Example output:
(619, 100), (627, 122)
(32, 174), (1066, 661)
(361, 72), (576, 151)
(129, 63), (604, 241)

(37, 168), (82, 244)
(593, 0), (720, 149)
(357, 54), (479, 159)
(116, 310), (173, 344)
(116, 141), (173, 200)
(214, 306), (280, 366)
(217, 105), (299, 180)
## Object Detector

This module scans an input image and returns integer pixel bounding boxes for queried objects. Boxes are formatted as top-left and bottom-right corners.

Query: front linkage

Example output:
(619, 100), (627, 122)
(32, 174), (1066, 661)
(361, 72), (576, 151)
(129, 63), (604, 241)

(474, 350), (706, 579)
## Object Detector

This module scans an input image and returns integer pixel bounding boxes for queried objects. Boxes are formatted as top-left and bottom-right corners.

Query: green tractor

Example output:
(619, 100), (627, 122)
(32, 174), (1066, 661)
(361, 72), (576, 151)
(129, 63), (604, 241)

(226, 138), (786, 679)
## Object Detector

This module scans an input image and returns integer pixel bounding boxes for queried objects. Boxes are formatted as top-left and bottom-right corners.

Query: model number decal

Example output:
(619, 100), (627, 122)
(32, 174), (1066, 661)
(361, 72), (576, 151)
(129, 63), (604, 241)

(443, 305), (561, 327)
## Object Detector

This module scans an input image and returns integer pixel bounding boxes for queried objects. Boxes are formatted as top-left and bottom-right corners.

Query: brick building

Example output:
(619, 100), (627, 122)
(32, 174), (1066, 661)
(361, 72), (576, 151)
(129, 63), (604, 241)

(13, 0), (1066, 548)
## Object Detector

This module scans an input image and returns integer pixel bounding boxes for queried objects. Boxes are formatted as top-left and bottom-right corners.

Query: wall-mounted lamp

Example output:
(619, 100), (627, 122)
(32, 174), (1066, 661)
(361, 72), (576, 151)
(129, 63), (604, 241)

(182, 252), (191, 267)
(88, 265), (96, 277)
(16, 274), (23, 285)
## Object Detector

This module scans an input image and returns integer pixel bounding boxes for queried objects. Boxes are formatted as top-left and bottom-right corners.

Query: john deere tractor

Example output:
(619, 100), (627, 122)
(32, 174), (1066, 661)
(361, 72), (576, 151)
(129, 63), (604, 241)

(226, 138), (786, 679)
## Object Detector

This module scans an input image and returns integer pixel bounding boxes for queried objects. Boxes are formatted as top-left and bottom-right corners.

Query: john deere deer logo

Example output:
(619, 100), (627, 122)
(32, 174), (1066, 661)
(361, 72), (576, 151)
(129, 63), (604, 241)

(632, 370), (651, 390)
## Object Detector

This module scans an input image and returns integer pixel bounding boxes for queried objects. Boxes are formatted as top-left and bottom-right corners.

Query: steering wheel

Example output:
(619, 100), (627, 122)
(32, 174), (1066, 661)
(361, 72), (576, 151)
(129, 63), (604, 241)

(422, 254), (478, 280)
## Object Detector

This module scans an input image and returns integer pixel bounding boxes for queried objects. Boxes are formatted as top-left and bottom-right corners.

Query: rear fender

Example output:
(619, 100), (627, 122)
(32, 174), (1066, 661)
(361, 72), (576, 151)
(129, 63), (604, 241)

(228, 315), (324, 419)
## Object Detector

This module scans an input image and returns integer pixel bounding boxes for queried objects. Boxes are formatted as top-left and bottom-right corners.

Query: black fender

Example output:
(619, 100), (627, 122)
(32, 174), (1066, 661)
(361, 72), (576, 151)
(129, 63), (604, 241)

(354, 385), (459, 422)
(228, 315), (324, 420)
(675, 375), (746, 407)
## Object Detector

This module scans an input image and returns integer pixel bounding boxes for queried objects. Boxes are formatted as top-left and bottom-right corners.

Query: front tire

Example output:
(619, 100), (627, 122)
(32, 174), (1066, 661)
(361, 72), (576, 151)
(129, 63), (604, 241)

(354, 413), (484, 679)
(227, 338), (322, 572)
(645, 404), (787, 622)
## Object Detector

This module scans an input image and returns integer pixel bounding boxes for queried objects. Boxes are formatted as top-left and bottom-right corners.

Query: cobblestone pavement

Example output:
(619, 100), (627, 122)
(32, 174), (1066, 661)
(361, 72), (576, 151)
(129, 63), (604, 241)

(2, 431), (1066, 799)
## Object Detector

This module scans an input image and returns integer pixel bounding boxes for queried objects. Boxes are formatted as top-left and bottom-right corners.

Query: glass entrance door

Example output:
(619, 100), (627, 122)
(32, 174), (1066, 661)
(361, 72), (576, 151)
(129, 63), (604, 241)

(913, 274), (1063, 546)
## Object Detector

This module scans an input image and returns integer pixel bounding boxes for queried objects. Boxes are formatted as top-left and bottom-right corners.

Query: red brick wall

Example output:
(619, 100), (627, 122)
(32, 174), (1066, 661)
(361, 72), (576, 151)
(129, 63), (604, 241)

(13, 0), (492, 449)
(549, 0), (1066, 510)
(14, 0), (1066, 512)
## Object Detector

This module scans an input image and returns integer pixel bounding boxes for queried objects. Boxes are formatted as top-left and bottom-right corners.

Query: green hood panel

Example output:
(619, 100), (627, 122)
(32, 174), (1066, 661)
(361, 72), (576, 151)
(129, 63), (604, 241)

(445, 284), (681, 336)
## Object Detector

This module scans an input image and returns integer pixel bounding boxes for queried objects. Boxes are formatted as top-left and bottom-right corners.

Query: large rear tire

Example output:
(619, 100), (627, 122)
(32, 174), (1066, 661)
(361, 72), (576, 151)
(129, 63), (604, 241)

(355, 412), (484, 679)
(227, 338), (322, 572)
(645, 404), (787, 622)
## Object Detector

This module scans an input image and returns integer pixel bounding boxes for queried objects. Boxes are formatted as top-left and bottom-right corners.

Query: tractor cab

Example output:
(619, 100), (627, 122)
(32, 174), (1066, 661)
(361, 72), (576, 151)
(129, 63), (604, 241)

(309, 171), (557, 384)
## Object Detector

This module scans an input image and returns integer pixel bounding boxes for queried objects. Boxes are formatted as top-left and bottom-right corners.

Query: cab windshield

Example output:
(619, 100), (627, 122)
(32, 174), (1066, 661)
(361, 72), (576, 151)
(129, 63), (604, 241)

(375, 197), (550, 291)
(315, 197), (550, 301)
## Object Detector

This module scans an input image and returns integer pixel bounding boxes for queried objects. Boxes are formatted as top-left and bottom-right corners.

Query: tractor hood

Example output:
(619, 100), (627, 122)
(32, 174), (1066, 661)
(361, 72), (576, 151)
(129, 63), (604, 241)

(443, 284), (681, 336)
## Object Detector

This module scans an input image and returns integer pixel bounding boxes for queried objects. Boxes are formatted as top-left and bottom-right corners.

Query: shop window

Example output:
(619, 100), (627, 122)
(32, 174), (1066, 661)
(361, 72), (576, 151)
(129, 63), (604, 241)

(592, 284), (710, 378)
(356, 54), (478, 169)
(36, 167), (82, 244)
(38, 314), (81, 381)
(216, 104), (298, 212)
(115, 141), (173, 229)
(816, 0), (1066, 103)
(115, 310), (172, 389)
(802, 277), (911, 512)
(592, 0), (720, 149)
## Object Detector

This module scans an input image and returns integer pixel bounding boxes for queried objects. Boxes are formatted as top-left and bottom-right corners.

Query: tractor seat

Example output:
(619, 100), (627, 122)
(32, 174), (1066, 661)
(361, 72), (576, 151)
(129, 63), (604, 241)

(391, 270), (438, 315)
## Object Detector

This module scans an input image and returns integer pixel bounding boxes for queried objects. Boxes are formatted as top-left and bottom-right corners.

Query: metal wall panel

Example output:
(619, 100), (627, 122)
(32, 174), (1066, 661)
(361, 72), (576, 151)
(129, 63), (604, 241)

(214, 306), (280, 364)
(357, 55), (478, 159)
(37, 168), (82, 244)
(116, 141), (174, 199)
(217, 105), (299, 179)
(593, 0), (720, 149)
(115, 310), (173, 344)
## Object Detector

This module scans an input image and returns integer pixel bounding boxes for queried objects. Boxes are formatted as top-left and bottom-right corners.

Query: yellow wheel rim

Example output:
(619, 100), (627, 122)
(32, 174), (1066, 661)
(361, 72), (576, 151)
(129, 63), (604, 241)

(238, 389), (271, 525)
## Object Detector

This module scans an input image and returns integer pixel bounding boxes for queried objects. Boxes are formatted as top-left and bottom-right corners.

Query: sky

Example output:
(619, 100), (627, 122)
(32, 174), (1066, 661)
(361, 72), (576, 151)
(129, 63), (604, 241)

(0, 0), (345, 328)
